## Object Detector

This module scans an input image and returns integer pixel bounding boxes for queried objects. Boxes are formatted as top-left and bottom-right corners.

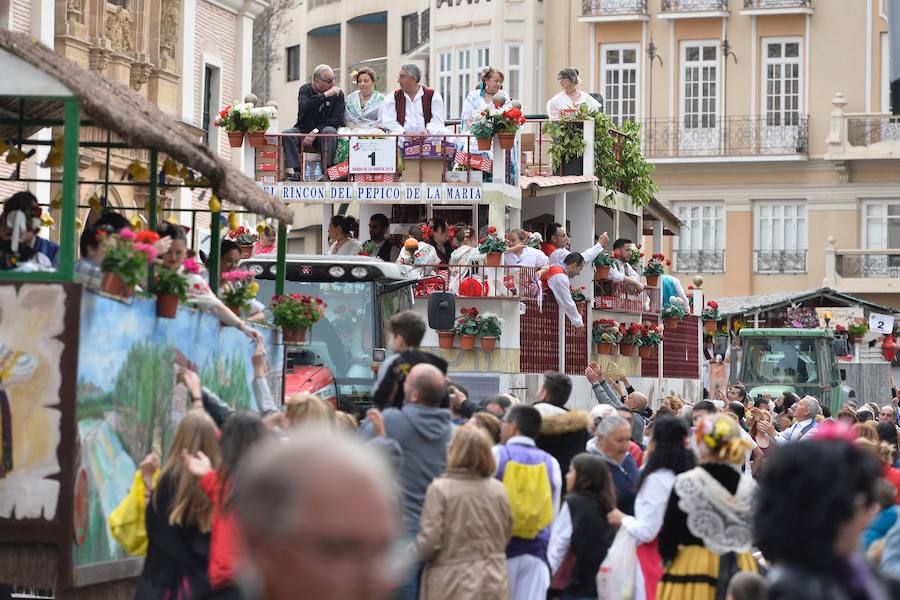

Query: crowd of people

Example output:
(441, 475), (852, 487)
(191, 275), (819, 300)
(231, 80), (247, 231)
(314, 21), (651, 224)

(115, 306), (900, 600)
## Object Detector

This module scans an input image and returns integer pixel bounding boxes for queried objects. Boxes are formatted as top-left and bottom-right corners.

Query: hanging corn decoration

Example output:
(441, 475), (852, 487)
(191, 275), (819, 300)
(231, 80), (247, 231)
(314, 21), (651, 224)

(228, 212), (239, 230)
(130, 214), (144, 230)
(40, 137), (64, 168)
(256, 221), (266, 235)
(50, 191), (62, 210)
(75, 217), (83, 230)
(40, 212), (55, 228)
(126, 160), (150, 182)
(5, 146), (35, 164)
(162, 158), (180, 177)
(88, 193), (103, 211)
(165, 215), (179, 225)
(208, 194), (221, 213)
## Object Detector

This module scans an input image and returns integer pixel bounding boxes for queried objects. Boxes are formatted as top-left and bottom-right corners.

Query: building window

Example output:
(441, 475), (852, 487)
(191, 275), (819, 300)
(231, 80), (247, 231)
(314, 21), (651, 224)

(681, 42), (718, 130)
(505, 43), (522, 102)
(438, 51), (453, 116)
(674, 203), (725, 273)
(402, 13), (419, 54)
(864, 201), (900, 249)
(286, 45), (300, 82)
(763, 39), (801, 127)
(601, 44), (639, 125)
(420, 8), (430, 44)
(755, 201), (807, 273)
(201, 64), (221, 148)
(456, 48), (471, 119)
(476, 47), (490, 70)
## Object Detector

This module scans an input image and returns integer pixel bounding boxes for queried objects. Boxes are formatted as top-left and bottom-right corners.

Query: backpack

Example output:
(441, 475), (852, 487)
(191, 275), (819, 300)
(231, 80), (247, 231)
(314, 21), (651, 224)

(499, 445), (554, 539)
(371, 349), (449, 410)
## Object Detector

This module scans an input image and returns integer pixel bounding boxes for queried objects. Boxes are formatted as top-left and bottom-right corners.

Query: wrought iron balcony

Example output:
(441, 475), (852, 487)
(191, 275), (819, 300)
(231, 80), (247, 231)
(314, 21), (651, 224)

(640, 116), (809, 159)
(673, 250), (725, 273)
(755, 250), (807, 274)
(582, 0), (647, 17)
(836, 253), (900, 279)
(847, 115), (900, 147)
(661, 0), (728, 12)
(743, 0), (811, 9)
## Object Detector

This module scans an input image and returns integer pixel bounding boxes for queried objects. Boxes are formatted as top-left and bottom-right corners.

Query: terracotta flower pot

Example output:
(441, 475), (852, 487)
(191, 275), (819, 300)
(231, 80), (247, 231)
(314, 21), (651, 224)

(458, 334), (476, 351)
(156, 294), (179, 318)
(437, 331), (455, 349)
(476, 137), (492, 151)
(851, 335), (864, 344)
(704, 320), (718, 334)
(638, 345), (654, 359)
(247, 132), (267, 147)
(485, 252), (502, 267)
(597, 342), (615, 355)
(100, 272), (134, 300)
(619, 342), (636, 357)
(497, 133), (515, 150)
(227, 131), (245, 148)
(283, 327), (307, 344)
(645, 274), (660, 287)
(480, 336), (497, 351)
(664, 317), (679, 331)
(239, 244), (253, 259)
(227, 305), (241, 317)
(594, 265), (610, 281)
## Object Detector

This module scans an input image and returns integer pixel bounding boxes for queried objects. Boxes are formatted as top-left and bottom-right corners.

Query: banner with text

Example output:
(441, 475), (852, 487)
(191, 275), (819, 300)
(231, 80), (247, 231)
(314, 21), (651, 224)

(260, 182), (485, 204)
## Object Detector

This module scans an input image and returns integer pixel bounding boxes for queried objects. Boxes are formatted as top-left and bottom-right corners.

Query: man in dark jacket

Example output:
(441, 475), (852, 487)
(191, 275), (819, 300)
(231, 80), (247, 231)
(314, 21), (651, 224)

(534, 371), (591, 491)
(282, 64), (345, 181)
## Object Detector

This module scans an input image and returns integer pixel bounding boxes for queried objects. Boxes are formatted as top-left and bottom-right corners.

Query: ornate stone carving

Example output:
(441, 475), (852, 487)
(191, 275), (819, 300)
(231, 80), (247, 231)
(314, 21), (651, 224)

(89, 44), (112, 71)
(66, 0), (83, 26)
(105, 7), (133, 52)
(159, 0), (180, 60)
(130, 60), (153, 90)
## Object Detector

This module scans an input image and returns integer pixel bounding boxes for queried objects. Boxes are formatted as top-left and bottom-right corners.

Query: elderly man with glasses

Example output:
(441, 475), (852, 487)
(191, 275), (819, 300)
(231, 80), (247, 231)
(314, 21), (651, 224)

(282, 64), (346, 181)
(380, 63), (450, 140)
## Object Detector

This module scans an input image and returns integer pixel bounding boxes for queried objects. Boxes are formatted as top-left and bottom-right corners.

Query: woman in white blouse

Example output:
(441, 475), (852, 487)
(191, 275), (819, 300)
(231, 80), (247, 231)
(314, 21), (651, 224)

(344, 67), (386, 130)
(546, 67), (602, 120)
(606, 416), (696, 600)
(460, 67), (509, 132)
(326, 215), (363, 256)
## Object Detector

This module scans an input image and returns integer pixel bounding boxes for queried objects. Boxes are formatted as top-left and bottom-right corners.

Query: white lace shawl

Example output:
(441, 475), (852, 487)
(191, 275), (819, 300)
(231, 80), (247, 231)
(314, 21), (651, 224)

(673, 466), (756, 555)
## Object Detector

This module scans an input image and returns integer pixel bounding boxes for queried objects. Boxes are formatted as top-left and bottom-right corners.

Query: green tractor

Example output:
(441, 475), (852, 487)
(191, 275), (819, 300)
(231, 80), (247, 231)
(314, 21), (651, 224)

(732, 328), (855, 416)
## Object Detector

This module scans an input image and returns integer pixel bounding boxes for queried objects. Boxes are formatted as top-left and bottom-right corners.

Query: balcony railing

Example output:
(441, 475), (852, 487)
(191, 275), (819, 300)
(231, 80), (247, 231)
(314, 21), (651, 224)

(412, 265), (542, 301)
(755, 250), (808, 274)
(835, 252), (900, 279)
(847, 115), (900, 147)
(661, 0), (728, 12)
(743, 0), (811, 8)
(673, 250), (725, 273)
(640, 116), (809, 159)
(581, 0), (648, 16)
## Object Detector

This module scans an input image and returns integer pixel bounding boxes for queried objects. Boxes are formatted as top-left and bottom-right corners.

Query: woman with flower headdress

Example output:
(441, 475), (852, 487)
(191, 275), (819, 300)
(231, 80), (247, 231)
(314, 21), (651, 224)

(397, 223), (439, 276)
(656, 414), (759, 600)
(0, 191), (54, 271)
(448, 223), (481, 296)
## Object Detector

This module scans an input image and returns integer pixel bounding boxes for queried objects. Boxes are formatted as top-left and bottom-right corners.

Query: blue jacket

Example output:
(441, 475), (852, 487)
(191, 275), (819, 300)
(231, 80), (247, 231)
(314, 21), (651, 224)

(586, 440), (638, 514)
(863, 505), (898, 550)
(34, 236), (59, 267)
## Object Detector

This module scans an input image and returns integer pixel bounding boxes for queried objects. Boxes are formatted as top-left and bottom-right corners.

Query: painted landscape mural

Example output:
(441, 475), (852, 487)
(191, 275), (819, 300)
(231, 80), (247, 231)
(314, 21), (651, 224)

(73, 289), (280, 569)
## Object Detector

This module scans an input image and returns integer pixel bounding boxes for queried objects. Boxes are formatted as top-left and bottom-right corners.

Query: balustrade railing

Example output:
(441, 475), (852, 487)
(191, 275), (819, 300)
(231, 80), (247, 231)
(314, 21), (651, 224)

(581, 0), (647, 16)
(743, 0), (811, 8)
(640, 116), (809, 159)
(661, 0), (728, 12)
(411, 264), (542, 301)
(673, 250), (725, 273)
(755, 250), (808, 274)
(847, 115), (900, 147)
(835, 251), (900, 279)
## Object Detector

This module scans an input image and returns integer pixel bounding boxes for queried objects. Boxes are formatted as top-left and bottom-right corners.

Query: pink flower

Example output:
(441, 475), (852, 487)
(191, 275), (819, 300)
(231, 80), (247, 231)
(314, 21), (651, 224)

(183, 258), (201, 274)
(119, 228), (137, 241)
(221, 270), (254, 282)
(133, 242), (157, 262)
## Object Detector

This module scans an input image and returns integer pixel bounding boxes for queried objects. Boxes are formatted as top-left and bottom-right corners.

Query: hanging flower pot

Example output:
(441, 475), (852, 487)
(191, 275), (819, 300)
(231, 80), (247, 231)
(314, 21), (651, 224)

(485, 252), (502, 267)
(645, 274), (660, 288)
(882, 335), (899, 363)
(638, 345), (655, 359)
(594, 265), (610, 281)
(480, 336), (497, 351)
(597, 342), (616, 355)
(458, 334), (476, 351)
(664, 317), (679, 331)
(619, 342), (636, 357)
(238, 244), (253, 259)
(437, 330), (455, 349)
(476, 137), (492, 151)
(283, 327), (307, 344)
(497, 133), (515, 150)
(156, 294), (179, 319)
(247, 132), (267, 147)
(703, 320), (718, 334)
(100, 272), (134, 300)
(227, 131), (245, 148)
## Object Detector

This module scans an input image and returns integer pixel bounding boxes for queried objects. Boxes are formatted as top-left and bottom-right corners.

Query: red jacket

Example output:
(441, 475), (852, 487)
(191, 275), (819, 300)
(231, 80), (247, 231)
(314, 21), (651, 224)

(200, 471), (241, 588)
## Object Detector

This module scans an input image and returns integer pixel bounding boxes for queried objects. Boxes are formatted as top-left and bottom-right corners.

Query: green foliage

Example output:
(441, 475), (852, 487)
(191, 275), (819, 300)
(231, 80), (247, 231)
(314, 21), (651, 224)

(154, 268), (189, 301)
(270, 293), (326, 329)
(470, 118), (493, 139)
(478, 232), (508, 254)
(541, 106), (658, 209)
(593, 250), (615, 268)
(454, 307), (481, 336)
(478, 312), (503, 338)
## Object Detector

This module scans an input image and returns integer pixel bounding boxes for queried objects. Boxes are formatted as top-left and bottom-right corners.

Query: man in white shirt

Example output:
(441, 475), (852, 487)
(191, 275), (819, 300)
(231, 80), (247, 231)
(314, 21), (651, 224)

(775, 395), (820, 443)
(609, 237), (644, 290)
(544, 252), (591, 330)
(380, 64), (450, 138)
(504, 229), (550, 269)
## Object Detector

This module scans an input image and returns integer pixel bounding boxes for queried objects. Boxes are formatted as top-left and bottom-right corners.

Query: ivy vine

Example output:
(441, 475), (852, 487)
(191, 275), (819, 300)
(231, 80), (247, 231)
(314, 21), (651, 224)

(541, 106), (658, 209)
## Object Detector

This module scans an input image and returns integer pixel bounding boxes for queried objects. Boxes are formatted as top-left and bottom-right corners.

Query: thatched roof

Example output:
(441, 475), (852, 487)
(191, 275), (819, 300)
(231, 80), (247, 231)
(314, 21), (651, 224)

(0, 29), (293, 224)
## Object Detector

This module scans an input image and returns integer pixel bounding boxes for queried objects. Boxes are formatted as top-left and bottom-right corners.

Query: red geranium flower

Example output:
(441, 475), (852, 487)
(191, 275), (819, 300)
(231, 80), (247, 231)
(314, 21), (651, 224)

(487, 226), (497, 235)
(136, 230), (160, 244)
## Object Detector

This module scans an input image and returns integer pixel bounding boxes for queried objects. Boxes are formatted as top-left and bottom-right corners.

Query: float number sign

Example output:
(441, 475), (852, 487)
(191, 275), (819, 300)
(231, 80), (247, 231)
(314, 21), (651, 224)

(349, 138), (397, 174)
(869, 313), (895, 335)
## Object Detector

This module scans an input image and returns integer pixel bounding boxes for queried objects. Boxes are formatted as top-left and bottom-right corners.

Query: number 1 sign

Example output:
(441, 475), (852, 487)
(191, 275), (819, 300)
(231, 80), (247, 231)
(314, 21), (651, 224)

(349, 137), (397, 174)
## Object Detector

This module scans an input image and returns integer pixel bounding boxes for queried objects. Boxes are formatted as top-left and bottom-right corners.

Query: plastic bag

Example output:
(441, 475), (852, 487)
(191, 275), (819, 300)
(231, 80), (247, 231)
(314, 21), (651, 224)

(108, 469), (157, 556)
(597, 527), (638, 600)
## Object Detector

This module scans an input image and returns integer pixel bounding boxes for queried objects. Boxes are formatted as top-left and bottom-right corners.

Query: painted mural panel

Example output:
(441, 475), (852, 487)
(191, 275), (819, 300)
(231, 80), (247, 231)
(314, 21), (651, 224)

(0, 284), (65, 521)
(72, 289), (280, 570)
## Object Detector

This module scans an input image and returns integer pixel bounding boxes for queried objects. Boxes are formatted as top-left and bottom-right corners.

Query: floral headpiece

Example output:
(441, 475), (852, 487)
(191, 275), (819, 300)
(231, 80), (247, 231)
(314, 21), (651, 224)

(420, 224), (432, 241)
(696, 415), (752, 465)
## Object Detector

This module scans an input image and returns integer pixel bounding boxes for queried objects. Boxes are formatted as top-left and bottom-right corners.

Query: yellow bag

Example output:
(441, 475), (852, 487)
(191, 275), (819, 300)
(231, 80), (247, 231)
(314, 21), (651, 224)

(501, 455), (553, 539)
(108, 469), (158, 557)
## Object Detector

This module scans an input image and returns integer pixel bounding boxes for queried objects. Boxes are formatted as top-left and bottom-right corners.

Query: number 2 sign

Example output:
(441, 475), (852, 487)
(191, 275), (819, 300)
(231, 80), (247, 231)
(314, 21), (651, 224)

(869, 312), (895, 335)
(349, 137), (397, 174)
